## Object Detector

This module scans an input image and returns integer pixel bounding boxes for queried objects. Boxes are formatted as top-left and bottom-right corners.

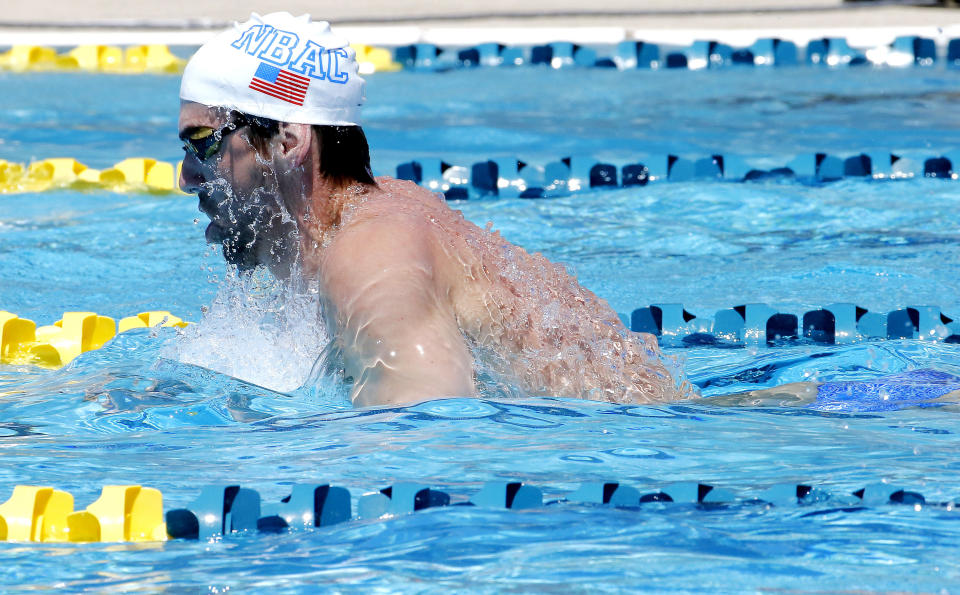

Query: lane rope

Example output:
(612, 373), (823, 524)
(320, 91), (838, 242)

(0, 43), (398, 74)
(3, 151), (958, 197)
(0, 480), (948, 543)
(2, 303), (957, 370)
(1, 35), (958, 74)
(626, 303), (960, 346)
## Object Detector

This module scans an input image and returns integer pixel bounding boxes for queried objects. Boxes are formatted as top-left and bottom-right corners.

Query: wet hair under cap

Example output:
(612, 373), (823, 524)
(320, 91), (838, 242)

(234, 110), (376, 187)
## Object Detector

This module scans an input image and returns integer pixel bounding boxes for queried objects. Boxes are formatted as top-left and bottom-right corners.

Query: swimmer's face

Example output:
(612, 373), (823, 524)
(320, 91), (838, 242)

(178, 101), (297, 275)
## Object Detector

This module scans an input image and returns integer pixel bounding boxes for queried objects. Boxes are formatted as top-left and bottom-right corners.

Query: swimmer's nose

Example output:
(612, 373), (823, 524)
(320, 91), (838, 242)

(178, 153), (203, 195)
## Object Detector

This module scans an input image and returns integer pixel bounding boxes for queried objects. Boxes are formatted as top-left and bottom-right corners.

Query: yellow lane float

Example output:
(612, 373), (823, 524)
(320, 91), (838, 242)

(66, 485), (167, 543)
(0, 484), (166, 543)
(0, 486), (74, 542)
(352, 43), (402, 74)
(0, 157), (184, 194)
(0, 310), (189, 368)
(0, 44), (184, 73)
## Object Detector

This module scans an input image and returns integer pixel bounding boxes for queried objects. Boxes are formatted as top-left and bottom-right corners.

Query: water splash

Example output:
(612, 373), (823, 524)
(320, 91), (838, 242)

(168, 265), (338, 398)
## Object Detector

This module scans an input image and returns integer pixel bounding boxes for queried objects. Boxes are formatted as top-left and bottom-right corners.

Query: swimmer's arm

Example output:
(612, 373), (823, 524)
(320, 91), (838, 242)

(706, 381), (819, 406)
(712, 382), (960, 407)
(322, 219), (475, 407)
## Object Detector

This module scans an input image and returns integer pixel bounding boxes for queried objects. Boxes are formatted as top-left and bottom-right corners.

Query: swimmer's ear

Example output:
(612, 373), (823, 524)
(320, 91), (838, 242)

(274, 122), (313, 169)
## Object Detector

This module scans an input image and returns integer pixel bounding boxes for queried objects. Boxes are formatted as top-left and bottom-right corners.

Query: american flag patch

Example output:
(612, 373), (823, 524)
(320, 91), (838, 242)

(249, 62), (310, 106)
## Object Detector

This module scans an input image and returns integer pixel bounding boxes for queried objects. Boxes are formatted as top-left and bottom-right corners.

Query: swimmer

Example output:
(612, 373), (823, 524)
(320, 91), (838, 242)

(178, 12), (688, 407)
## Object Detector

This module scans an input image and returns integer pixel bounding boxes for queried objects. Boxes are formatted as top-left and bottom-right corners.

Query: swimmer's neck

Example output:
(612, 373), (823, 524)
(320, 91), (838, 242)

(291, 171), (374, 274)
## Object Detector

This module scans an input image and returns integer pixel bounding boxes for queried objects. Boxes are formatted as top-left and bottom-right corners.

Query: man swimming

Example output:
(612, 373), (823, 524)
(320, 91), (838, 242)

(178, 12), (687, 407)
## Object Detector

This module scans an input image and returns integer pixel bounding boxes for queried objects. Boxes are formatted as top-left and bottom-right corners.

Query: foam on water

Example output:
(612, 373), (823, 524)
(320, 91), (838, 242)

(168, 264), (339, 397)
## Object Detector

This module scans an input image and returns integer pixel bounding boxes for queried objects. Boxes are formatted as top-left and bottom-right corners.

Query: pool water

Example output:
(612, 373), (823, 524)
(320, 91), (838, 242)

(1, 65), (960, 591)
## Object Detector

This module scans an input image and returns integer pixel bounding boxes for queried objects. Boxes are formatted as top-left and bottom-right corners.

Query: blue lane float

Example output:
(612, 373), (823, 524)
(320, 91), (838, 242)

(395, 151), (959, 200)
(469, 482), (543, 509)
(259, 484), (352, 531)
(567, 482), (642, 507)
(389, 35), (957, 72)
(358, 483), (450, 519)
(165, 484), (261, 540)
(627, 303), (960, 346)
(950, 39), (960, 65)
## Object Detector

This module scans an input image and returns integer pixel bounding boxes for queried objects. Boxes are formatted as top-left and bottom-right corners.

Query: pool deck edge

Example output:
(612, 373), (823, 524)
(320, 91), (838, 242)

(2, 3), (960, 47)
(3, 23), (960, 49)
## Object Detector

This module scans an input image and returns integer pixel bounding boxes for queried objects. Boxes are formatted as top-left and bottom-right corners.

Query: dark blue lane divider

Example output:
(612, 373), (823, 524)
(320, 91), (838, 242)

(393, 35), (957, 72)
(625, 303), (960, 346)
(395, 151), (960, 200)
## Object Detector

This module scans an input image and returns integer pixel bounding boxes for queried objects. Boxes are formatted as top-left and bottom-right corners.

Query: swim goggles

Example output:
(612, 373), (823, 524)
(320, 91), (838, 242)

(181, 120), (244, 161)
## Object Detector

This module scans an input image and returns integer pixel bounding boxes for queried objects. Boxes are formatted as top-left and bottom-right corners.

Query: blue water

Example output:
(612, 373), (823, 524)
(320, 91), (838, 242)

(1, 66), (960, 592)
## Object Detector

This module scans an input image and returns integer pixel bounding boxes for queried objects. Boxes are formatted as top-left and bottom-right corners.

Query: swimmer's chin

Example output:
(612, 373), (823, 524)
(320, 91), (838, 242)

(206, 222), (258, 271)
(205, 221), (226, 244)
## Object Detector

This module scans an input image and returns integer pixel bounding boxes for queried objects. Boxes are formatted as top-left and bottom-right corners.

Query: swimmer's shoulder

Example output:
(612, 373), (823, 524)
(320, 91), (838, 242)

(324, 201), (435, 273)
(325, 177), (461, 278)
(373, 176), (445, 203)
(320, 209), (442, 310)
(344, 177), (449, 233)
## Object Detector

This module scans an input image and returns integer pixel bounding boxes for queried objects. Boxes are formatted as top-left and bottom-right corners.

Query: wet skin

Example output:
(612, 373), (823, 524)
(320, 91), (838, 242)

(179, 101), (684, 407)
(178, 104), (298, 271)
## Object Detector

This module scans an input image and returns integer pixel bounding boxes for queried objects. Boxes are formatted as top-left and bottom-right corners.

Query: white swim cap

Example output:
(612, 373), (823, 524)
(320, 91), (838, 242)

(180, 12), (365, 125)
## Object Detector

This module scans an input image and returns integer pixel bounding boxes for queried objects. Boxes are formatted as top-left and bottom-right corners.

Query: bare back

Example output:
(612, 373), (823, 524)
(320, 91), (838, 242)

(319, 178), (684, 405)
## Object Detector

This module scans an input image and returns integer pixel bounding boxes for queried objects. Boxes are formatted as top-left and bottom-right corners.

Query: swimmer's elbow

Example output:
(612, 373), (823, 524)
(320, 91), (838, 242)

(347, 340), (475, 407)
(352, 383), (473, 408)
(350, 362), (475, 407)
